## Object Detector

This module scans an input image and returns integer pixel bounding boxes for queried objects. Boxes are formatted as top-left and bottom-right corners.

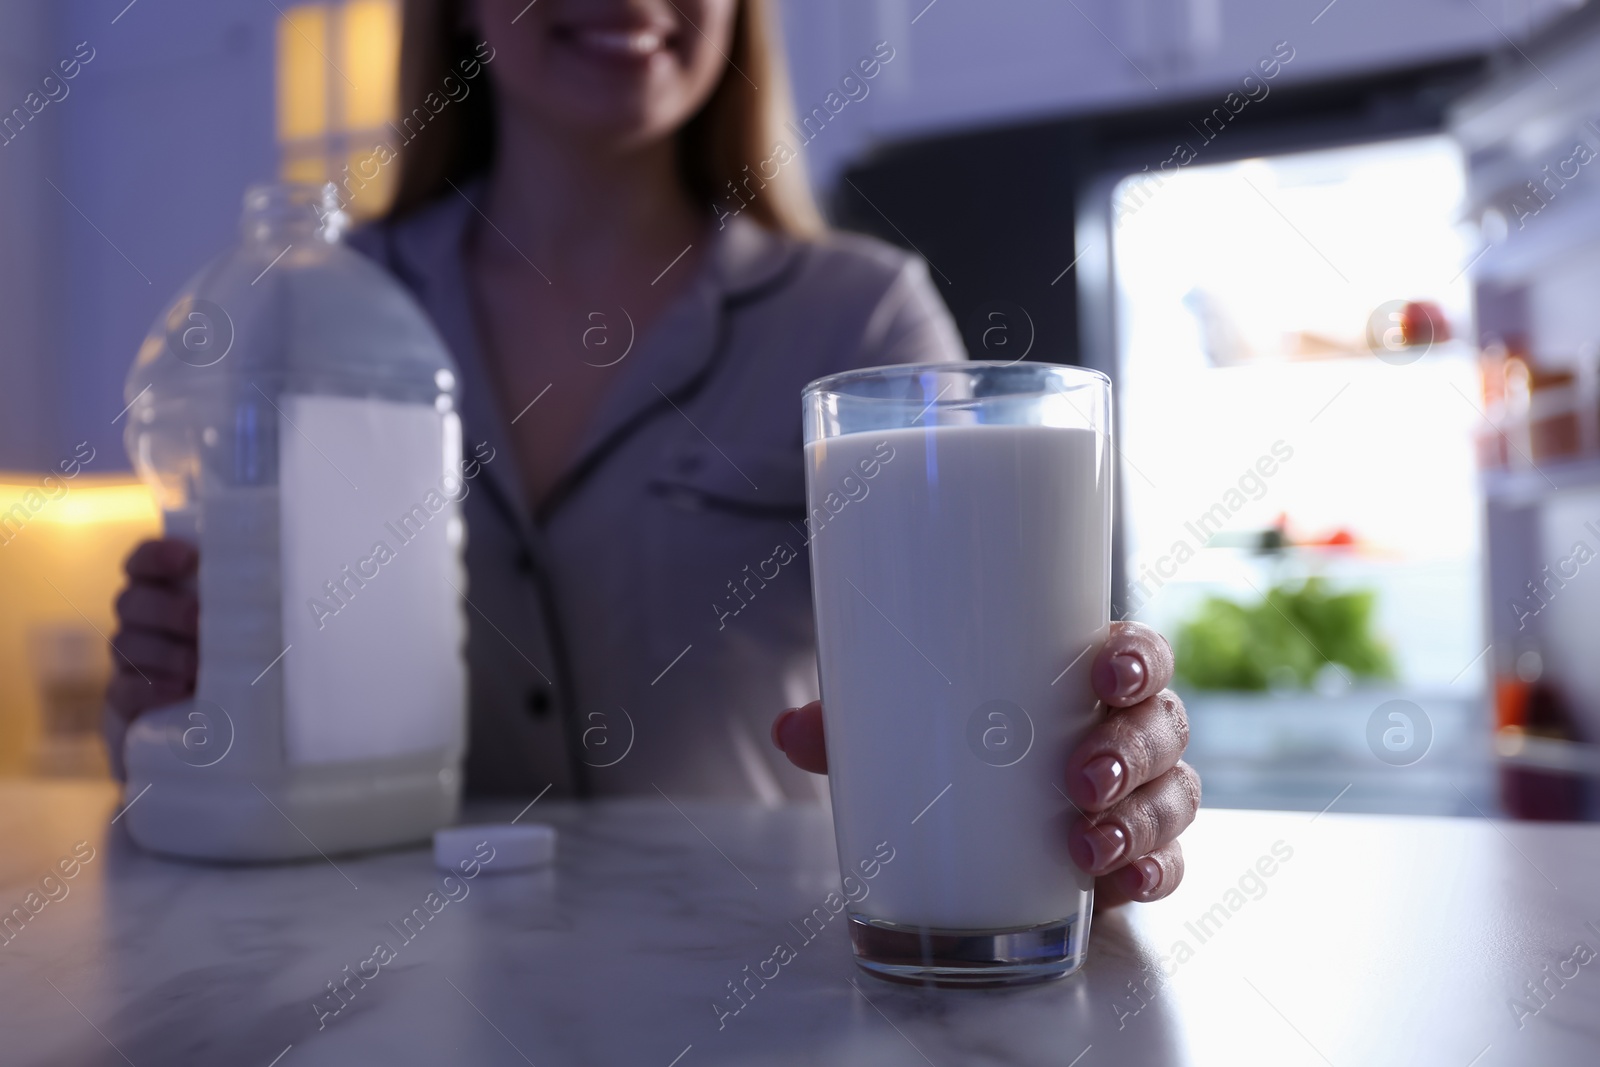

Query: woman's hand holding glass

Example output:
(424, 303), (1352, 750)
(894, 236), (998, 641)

(771, 620), (1199, 909)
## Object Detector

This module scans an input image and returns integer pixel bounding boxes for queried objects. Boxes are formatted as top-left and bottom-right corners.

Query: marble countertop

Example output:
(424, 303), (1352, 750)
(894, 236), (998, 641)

(2, 781), (1599, 1066)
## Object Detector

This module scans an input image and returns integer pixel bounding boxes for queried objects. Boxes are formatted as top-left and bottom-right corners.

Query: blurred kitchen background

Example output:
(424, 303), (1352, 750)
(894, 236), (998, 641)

(3, 0), (1599, 819)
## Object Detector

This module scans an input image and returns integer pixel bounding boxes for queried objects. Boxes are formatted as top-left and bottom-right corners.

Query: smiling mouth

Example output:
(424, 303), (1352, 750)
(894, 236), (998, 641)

(551, 24), (679, 62)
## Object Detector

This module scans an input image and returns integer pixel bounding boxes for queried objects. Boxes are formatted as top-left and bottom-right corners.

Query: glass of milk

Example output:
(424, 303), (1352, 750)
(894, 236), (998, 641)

(802, 361), (1112, 986)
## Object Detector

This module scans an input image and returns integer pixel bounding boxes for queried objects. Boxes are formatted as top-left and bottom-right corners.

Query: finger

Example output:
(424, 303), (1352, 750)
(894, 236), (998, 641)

(124, 538), (198, 583)
(115, 583), (199, 639)
(1091, 621), (1174, 708)
(772, 700), (828, 775)
(1064, 689), (1189, 811)
(106, 671), (193, 721)
(110, 628), (197, 681)
(1093, 840), (1186, 909)
(1067, 761), (1201, 877)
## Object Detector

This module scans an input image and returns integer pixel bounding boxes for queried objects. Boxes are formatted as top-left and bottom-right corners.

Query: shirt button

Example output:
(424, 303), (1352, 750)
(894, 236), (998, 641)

(525, 685), (552, 719)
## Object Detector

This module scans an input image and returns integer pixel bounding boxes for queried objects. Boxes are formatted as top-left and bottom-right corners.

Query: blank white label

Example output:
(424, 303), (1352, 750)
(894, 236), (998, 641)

(278, 394), (465, 767)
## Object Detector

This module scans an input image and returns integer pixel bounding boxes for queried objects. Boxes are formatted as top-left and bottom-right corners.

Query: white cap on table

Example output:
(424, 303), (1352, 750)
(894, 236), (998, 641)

(433, 823), (555, 873)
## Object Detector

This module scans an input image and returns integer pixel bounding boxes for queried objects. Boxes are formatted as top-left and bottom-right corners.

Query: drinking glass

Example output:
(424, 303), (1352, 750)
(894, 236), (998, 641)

(802, 360), (1112, 986)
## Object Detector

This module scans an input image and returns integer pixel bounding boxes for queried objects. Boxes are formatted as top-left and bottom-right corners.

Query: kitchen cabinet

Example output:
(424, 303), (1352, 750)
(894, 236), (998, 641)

(781, 0), (1586, 189)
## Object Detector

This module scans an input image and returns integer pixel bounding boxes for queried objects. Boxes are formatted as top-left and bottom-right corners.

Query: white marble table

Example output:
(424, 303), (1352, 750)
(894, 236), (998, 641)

(2, 781), (1599, 1066)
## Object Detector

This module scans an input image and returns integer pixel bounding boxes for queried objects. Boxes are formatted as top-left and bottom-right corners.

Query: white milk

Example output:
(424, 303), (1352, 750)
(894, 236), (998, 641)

(276, 394), (466, 766)
(807, 423), (1110, 930)
(121, 186), (468, 861)
(121, 394), (466, 860)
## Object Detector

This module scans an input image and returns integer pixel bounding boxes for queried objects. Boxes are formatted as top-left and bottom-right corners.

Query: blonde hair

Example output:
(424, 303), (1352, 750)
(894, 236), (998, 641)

(388, 0), (824, 236)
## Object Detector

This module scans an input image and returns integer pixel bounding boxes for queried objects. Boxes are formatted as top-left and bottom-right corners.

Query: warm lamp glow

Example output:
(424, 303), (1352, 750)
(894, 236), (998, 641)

(0, 475), (162, 778)
(277, 5), (330, 142)
(341, 0), (399, 129)
(0, 479), (158, 527)
(282, 152), (329, 186)
(276, 0), (401, 217)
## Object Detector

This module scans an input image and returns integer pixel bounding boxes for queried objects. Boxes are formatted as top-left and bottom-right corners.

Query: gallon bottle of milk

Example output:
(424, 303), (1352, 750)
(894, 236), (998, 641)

(120, 183), (467, 860)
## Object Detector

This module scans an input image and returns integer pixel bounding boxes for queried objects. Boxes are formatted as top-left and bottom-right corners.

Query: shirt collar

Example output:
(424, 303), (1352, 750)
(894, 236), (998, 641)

(385, 174), (799, 305)
(376, 175), (801, 531)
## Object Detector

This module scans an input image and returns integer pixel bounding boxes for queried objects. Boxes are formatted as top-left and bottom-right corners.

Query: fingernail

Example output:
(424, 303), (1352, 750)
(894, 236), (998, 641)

(1132, 856), (1162, 896)
(771, 708), (798, 751)
(1109, 653), (1145, 699)
(1081, 822), (1128, 872)
(1079, 754), (1126, 806)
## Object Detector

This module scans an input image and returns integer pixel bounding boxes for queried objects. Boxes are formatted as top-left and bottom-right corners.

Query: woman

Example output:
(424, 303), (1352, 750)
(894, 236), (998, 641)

(108, 0), (1198, 908)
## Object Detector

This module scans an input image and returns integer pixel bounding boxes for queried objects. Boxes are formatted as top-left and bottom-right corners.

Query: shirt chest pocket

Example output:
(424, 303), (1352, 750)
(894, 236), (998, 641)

(641, 440), (814, 661)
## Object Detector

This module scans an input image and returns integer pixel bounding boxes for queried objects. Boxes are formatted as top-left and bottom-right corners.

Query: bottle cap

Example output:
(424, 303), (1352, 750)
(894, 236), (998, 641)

(433, 824), (555, 874)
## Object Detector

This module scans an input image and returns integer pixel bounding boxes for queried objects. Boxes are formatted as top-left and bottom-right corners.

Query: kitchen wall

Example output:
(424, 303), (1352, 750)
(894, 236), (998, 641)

(0, 0), (276, 475)
(0, 0), (60, 472)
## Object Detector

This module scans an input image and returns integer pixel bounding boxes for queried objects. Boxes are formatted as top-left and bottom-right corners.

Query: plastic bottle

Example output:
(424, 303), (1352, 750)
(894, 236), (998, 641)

(120, 183), (467, 860)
